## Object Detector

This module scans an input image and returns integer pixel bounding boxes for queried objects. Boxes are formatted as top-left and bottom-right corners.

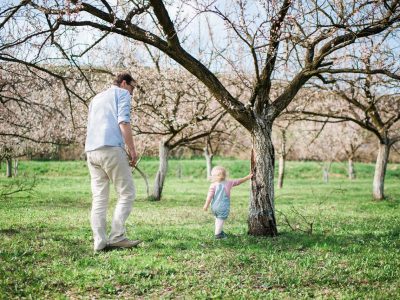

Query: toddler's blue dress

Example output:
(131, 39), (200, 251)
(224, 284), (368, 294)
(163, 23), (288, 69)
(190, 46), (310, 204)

(211, 182), (230, 220)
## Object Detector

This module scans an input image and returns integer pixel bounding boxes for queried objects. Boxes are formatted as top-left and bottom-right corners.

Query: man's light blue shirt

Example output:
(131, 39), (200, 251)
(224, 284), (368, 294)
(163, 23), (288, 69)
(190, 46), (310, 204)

(85, 85), (131, 152)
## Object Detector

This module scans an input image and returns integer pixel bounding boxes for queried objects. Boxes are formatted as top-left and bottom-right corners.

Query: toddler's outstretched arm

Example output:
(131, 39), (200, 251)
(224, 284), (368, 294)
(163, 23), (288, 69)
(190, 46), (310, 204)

(235, 173), (253, 185)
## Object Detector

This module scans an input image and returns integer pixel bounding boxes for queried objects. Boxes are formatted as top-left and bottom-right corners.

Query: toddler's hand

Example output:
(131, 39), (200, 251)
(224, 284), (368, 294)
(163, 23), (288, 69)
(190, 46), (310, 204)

(203, 205), (208, 211)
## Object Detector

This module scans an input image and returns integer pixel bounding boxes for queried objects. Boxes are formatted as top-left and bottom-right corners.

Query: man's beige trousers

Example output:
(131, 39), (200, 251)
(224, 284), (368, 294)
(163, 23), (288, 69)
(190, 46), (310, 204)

(87, 147), (135, 251)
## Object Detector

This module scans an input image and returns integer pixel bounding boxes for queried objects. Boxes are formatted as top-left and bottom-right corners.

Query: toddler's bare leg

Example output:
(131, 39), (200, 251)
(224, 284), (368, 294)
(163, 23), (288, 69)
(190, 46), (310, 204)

(215, 218), (224, 235)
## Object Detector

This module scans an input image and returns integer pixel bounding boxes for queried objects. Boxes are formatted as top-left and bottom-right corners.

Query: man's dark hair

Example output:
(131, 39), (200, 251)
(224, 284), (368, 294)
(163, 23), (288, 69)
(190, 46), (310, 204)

(113, 72), (135, 86)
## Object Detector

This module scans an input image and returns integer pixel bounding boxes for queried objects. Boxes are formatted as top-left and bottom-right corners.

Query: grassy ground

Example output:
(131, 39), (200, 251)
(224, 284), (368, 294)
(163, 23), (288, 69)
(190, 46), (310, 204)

(0, 159), (399, 299)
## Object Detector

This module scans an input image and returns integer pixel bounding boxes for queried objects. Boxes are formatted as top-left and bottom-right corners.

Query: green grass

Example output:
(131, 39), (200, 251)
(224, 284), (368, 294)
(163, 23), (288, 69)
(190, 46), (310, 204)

(0, 160), (399, 299)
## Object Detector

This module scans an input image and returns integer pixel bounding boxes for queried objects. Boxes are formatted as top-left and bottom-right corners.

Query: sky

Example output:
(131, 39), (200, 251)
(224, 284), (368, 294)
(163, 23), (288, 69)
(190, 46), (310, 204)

(1, 1), (399, 81)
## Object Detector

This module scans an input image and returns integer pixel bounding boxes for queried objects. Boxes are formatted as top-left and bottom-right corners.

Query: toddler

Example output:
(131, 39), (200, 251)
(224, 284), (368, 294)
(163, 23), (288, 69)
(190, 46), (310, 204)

(203, 166), (252, 239)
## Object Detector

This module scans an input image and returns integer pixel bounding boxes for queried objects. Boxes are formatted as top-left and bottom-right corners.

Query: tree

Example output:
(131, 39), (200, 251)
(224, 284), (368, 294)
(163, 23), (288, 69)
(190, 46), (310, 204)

(2, 1), (400, 235)
(337, 122), (372, 180)
(272, 117), (299, 189)
(183, 112), (245, 179)
(0, 63), (84, 176)
(132, 67), (225, 200)
(297, 121), (344, 183)
(296, 67), (400, 199)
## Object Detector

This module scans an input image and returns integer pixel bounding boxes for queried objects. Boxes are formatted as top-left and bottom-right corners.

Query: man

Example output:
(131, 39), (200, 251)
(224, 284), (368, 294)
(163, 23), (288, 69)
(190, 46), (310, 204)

(85, 72), (141, 252)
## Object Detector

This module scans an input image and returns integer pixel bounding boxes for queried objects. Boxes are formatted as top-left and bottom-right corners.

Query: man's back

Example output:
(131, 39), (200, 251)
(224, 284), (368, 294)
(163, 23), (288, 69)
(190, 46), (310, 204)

(85, 86), (131, 152)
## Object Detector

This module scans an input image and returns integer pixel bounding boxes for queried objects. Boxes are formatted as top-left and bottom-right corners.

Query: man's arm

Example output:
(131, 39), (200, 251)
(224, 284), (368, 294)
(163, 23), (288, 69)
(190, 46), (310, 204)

(119, 122), (137, 166)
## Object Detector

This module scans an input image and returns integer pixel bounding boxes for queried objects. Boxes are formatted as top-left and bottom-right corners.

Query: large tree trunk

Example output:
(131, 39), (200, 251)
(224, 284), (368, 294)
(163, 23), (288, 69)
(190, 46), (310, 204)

(248, 125), (278, 236)
(203, 147), (213, 179)
(348, 157), (356, 180)
(6, 157), (12, 178)
(373, 142), (390, 200)
(152, 141), (170, 201)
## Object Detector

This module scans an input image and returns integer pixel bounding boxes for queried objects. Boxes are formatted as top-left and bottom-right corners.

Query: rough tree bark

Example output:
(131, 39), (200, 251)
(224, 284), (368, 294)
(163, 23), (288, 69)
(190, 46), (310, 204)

(373, 142), (390, 200)
(152, 141), (170, 201)
(248, 124), (278, 236)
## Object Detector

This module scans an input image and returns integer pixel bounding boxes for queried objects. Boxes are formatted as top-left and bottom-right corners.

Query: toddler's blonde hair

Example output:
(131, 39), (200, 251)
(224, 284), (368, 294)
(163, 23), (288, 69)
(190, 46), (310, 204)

(210, 166), (227, 182)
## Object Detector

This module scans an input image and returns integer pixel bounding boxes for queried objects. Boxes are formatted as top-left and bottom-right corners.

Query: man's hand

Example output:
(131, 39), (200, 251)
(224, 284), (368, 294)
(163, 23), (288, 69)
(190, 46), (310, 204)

(128, 148), (138, 167)
(119, 122), (137, 167)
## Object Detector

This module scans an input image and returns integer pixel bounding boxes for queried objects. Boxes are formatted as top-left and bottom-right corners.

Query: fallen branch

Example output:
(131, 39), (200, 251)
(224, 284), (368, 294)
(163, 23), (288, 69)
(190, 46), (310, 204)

(0, 176), (37, 199)
(132, 156), (150, 197)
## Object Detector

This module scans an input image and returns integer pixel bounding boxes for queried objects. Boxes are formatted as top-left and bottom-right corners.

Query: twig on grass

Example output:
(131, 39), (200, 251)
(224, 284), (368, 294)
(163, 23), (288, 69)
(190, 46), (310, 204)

(277, 207), (315, 235)
(0, 175), (37, 199)
(132, 156), (150, 197)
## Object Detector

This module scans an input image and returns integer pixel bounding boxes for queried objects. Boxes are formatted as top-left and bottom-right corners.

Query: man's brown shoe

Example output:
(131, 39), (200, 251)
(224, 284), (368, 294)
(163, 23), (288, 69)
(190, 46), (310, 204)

(108, 239), (142, 249)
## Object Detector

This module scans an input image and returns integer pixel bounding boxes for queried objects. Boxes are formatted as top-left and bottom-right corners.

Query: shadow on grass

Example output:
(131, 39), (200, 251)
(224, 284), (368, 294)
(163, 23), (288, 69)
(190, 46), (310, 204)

(135, 226), (400, 256)
(2, 222), (399, 259)
(1, 195), (91, 210)
(0, 225), (90, 246)
(0, 228), (20, 235)
(231, 229), (399, 254)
